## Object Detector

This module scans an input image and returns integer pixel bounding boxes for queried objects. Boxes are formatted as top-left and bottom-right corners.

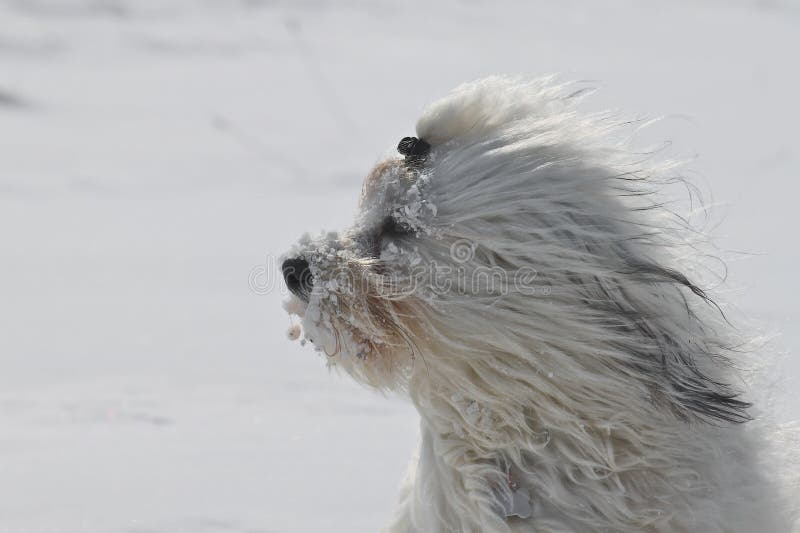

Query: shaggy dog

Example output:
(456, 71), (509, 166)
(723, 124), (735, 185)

(281, 77), (798, 532)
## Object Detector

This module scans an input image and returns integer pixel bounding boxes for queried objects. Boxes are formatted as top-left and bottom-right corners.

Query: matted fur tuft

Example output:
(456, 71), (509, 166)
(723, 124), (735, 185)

(282, 76), (799, 532)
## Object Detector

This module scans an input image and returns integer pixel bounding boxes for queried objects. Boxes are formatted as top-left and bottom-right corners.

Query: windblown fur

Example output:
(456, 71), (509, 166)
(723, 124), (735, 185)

(281, 77), (799, 532)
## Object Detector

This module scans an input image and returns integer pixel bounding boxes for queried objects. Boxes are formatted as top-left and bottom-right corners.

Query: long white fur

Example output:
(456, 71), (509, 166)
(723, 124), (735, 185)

(283, 76), (799, 532)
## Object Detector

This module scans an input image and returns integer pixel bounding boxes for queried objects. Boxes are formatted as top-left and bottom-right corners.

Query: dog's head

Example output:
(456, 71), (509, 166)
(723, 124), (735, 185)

(281, 76), (750, 425)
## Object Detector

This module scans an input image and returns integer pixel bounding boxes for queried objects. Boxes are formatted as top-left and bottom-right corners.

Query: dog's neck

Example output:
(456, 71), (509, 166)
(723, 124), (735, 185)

(398, 357), (783, 532)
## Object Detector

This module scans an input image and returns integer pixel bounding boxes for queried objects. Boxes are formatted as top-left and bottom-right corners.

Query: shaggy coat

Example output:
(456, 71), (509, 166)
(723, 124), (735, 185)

(282, 77), (798, 532)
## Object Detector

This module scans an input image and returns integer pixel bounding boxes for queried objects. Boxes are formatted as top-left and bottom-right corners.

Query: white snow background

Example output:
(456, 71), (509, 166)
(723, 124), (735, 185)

(1, 1), (798, 532)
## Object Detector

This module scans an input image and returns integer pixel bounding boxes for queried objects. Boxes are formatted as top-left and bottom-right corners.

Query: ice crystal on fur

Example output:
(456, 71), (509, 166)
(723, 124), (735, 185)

(282, 76), (799, 532)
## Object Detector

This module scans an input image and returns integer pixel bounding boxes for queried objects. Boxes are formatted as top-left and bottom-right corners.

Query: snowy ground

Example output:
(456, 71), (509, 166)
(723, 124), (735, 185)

(1, 1), (798, 532)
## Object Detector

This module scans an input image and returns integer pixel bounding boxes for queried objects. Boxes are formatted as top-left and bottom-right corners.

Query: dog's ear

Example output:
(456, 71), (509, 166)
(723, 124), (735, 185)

(635, 315), (752, 426)
(607, 261), (753, 425)
(666, 366), (752, 425)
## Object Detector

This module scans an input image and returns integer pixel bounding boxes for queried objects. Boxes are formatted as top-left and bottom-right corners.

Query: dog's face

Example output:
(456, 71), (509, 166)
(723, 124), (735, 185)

(281, 77), (750, 425)
(280, 153), (447, 389)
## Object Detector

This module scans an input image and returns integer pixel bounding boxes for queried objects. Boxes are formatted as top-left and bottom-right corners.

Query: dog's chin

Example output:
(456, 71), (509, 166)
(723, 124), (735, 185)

(283, 292), (411, 389)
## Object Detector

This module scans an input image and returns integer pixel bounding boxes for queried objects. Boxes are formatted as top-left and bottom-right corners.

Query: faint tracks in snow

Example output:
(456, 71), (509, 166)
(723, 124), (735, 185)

(0, 88), (32, 110)
(125, 516), (277, 533)
(284, 15), (358, 135)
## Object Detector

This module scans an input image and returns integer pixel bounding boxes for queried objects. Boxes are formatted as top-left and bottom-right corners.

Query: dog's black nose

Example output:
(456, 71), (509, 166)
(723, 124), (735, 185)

(282, 257), (313, 300)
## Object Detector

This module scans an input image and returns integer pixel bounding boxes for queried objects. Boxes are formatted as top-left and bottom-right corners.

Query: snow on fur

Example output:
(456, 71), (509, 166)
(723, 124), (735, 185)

(283, 77), (799, 532)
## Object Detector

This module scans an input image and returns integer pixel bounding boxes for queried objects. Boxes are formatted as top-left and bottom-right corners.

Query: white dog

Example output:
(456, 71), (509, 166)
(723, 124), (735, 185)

(281, 77), (798, 532)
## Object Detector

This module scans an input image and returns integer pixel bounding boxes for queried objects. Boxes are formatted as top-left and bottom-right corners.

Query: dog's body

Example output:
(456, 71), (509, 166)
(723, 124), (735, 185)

(282, 77), (798, 532)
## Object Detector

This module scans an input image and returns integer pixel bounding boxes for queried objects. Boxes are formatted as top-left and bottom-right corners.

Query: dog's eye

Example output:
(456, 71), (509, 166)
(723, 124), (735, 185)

(380, 216), (414, 240)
